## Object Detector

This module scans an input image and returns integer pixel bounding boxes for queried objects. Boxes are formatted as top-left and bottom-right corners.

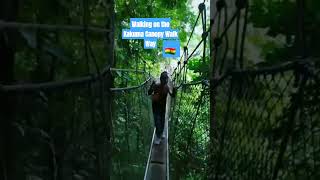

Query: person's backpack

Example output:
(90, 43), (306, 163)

(152, 84), (167, 103)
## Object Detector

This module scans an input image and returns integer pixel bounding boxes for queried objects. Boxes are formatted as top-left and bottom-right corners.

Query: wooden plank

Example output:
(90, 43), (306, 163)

(146, 164), (166, 180)
(144, 85), (172, 180)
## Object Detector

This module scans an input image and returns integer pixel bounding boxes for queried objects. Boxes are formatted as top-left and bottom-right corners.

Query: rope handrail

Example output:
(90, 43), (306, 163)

(173, 2), (243, 84)
(172, 7), (219, 83)
(171, 53), (184, 76)
(204, 60), (308, 92)
(170, 1), (210, 154)
(110, 68), (146, 73)
(0, 20), (112, 33)
(143, 128), (156, 180)
(180, 79), (209, 87)
(0, 65), (110, 92)
(230, 60), (303, 75)
(0, 66), (152, 92)
(186, 13), (201, 47)
(171, 2), (210, 79)
(173, 34), (206, 82)
(174, 60), (308, 93)
(110, 77), (152, 92)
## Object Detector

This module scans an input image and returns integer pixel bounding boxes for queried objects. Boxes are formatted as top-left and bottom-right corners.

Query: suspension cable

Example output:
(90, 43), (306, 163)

(239, 3), (249, 69)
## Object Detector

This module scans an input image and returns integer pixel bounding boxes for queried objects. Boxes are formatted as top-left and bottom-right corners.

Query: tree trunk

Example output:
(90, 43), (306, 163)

(0, 0), (20, 180)
(295, 0), (306, 57)
(209, 0), (216, 179)
(104, 0), (115, 179)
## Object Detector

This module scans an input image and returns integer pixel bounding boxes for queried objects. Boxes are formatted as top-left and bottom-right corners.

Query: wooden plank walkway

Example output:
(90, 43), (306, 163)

(144, 93), (171, 180)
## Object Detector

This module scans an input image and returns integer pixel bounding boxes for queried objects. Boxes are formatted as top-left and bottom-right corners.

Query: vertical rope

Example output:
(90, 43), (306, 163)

(213, 11), (221, 76)
(200, 3), (207, 65)
(219, 1), (229, 75)
(171, 47), (188, 150)
(209, 1), (225, 178)
(232, 10), (241, 69)
(239, 3), (249, 69)
(296, 0), (306, 58)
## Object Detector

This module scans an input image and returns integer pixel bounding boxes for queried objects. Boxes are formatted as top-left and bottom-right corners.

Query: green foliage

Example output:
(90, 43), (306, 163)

(115, 0), (194, 69)
(250, 0), (296, 37)
(187, 56), (210, 81)
(5, 0), (320, 179)
(5, 0), (196, 178)
(170, 85), (209, 179)
(112, 79), (153, 179)
(250, 0), (320, 58)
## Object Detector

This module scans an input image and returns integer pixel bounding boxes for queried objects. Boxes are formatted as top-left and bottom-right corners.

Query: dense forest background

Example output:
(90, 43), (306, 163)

(0, 0), (319, 180)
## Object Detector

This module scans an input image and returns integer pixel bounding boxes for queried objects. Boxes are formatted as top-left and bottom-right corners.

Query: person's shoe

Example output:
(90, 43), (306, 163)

(154, 136), (161, 145)
(161, 133), (166, 139)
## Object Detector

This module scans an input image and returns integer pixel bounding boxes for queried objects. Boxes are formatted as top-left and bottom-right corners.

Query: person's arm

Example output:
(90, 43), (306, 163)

(148, 80), (155, 95)
(168, 85), (177, 98)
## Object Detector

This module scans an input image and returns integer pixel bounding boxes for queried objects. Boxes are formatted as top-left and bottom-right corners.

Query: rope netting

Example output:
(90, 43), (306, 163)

(0, 9), (116, 178)
(111, 71), (154, 179)
(211, 62), (320, 179)
(170, 84), (210, 179)
(1, 0), (319, 179)
(169, 1), (211, 178)
(0, 0), (155, 179)
(169, 0), (320, 179)
(3, 76), (113, 179)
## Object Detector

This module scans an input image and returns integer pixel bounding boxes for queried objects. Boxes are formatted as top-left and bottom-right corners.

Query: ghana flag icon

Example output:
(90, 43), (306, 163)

(163, 40), (180, 58)
(164, 47), (176, 55)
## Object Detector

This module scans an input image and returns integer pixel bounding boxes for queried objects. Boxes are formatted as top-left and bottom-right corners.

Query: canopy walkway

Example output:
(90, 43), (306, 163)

(144, 92), (171, 180)
(1, 0), (320, 180)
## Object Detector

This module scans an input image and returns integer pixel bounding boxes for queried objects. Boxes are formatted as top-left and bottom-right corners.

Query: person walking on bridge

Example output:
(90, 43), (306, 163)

(148, 71), (176, 145)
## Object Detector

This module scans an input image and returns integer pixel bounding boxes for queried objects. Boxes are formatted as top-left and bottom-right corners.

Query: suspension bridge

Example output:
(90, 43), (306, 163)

(0, 0), (319, 180)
